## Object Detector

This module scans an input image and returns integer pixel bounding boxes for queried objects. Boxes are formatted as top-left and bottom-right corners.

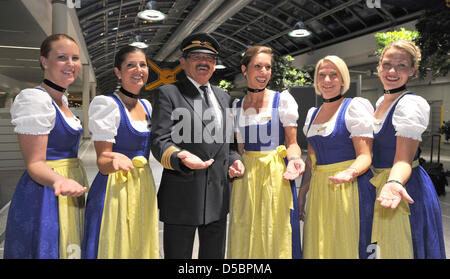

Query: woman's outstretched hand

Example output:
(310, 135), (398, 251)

(377, 181), (414, 209)
(283, 159), (305, 180)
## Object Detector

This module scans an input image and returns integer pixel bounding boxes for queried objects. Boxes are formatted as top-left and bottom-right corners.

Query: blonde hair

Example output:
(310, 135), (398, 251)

(379, 40), (421, 76)
(313, 55), (350, 95)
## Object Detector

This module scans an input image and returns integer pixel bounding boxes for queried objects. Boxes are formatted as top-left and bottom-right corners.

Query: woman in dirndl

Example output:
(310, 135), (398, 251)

(82, 46), (159, 259)
(370, 40), (445, 259)
(4, 34), (88, 259)
(227, 46), (305, 259)
(299, 55), (375, 259)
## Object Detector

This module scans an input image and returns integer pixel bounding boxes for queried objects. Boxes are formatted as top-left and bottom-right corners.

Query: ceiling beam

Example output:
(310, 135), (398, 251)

(86, 24), (176, 48)
(253, 0), (361, 46)
(219, 0), (290, 45)
(153, 0), (226, 61)
(164, 0), (253, 62)
(288, 11), (423, 58)
(219, 0), (367, 72)
(78, 0), (141, 23)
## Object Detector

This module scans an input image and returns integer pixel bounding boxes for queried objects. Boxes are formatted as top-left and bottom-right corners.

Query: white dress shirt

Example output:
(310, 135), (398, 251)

(187, 76), (223, 125)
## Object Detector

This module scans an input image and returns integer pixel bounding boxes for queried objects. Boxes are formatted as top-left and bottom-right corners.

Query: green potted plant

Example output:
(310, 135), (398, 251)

(415, 8), (450, 80)
(269, 55), (314, 91)
(374, 27), (419, 57)
(217, 79), (234, 92)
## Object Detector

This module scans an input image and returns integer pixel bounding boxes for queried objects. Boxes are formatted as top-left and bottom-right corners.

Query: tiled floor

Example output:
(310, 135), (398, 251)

(1, 139), (449, 259)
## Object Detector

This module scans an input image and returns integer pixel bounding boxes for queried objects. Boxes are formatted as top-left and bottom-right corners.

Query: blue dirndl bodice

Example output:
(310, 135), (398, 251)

(236, 91), (284, 151)
(47, 106), (82, 160)
(306, 98), (355, 165)
(110, 94), (151, 159)
(373, 93), (419, 168)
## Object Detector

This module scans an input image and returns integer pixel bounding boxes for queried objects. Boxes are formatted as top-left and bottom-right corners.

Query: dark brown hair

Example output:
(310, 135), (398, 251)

(40, 34), (78, 70)
(114, 45), (146, 70)
(240, 46), (273, 68)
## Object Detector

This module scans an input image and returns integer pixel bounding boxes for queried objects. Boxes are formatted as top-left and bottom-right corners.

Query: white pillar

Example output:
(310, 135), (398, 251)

(3, 93), (14, 109)
(90, 82), (96, 101)
(82, 64), (90, 139)
(52, 0), (68, 34)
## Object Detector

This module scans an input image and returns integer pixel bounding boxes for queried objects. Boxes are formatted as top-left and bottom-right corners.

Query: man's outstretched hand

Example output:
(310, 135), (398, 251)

(177, 150), (214, 169)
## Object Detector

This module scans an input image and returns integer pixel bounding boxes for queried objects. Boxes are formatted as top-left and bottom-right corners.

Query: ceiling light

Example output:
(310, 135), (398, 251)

(130, 42), (149, 48)
(138, 1), (166, 21)
(129, 35), (149, 48)
(215, 59), (226, 70)
(241, 45), (252, 57)
(288, 21), (311, 38)
(138, 10), (166, 21)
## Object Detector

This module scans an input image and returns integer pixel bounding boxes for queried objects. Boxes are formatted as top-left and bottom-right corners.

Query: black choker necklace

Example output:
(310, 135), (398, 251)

(384, 84), (406, 94)
(323, 94), (343, 103)
(119, 87), (139, 99)
(43, 79), (66, 93)
(247, 87), (265, 93)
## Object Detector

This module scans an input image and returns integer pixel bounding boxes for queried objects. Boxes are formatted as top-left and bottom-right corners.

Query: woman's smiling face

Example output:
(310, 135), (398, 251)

(41, 38), (81, 87)
(316, 60), (343, 98)
(242, 52), (272, 89)
(115, 50), (149, 92)
(378, 47), (415, 90)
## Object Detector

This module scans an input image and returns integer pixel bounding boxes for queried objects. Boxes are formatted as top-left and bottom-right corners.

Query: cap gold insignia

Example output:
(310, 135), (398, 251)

(182, 40), (218, 54)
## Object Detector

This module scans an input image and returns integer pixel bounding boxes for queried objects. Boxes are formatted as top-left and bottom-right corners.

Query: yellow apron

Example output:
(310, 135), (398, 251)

(97, 156), (159, 259)
(303, 155), (360, 259)
(46, 158), (88, 259)
(228, 146), (293, 259)
(369, 160), (418, 259)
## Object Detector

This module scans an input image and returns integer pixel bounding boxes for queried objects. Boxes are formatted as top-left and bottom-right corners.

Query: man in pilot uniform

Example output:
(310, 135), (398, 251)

(151, 32), (244, 259)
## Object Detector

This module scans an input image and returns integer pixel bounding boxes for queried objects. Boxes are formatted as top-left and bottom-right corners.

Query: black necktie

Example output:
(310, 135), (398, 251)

(199, 85), (211, 107)
(199, 85), (218, 127)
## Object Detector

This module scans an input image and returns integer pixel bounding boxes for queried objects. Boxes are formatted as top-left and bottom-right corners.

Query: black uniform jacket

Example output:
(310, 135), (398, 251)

(151, 72), (241, 226)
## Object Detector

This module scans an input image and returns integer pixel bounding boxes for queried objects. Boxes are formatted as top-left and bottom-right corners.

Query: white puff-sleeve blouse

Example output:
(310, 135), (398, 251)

(10, 87), (81, 135)
(88, 93), (152, 143)
(374, 92), (429, 141)
(303, 97), (374, 138)
(232, 90), (299, 131)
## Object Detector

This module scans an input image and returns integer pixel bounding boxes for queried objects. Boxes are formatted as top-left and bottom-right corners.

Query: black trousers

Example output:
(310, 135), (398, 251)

(163, 218), (227, 259)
